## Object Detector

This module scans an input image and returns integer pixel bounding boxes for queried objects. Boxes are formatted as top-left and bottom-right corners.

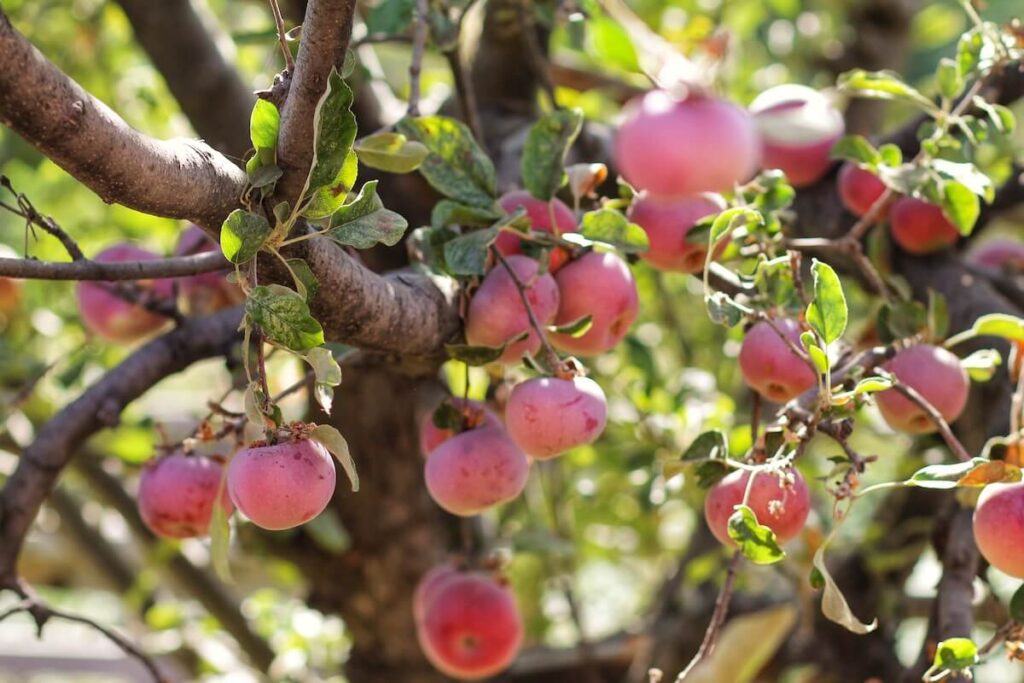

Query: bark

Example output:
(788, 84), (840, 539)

(0, 10), (245, 231)
(112, 0), (255, 158)
(276, 0), (357, 205)
(0, 252), (228, 280)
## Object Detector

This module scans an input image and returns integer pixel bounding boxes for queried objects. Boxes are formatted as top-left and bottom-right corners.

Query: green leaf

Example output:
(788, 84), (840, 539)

(521, 108), (584, 200)
(806, 259), (848, 345)
(305, 69), (358, 197)
(936, 58), (963, 100)
(443, 227), (499, 276)
(961, 348), (1002, 382)
(249, 164), (283, 189)
(878, 299), (928, 342)
(681, 431), (728, 462)
(1010, 584), (1024, 622)
(250, 99), (280, 152)
(310, 425), (359, 492)
(932, 637), (978, 672)
(940, 181), (980, 235)
(245, 285), (325, 352)
(854, 376), (894, 394)
(286, 258), (319, 301)
(397, 116), (497, 207)
(220, 209), (271, 264)
(327, 180), (409, 249)
(303, 151), (359, 220)
(727, 505), (786, 565)
(907, 457), (990, 489)
(431, 199), (502, 230)
(927, 289), (950, 341)
(837, 69), (937, 111)
(366, 0), (415, 34)
(548, 314), (592, 338)
(445, 340), (508, 366)
(209, 487), (232, 582)
(932, 159), (994, 202)
(705, 292), (746, 327)
(709, 208), (763, 246)
(972, 99), (1016, 133)
(829, 135), (880, 166)
(354, 131), (429, 173)
(956, 29), (984, 77)
(878, 143), (903, 167)
(806, 341), (829, 375)
(966, 313), (1024, 341)
(578, 208), (649, 252)
(813, 546), (878, 633)
(306, 346), (342, 387)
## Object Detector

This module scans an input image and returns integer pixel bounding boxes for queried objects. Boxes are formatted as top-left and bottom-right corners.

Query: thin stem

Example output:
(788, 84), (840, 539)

(444, 49), (484, 142)
(0, 252), (228, 281)
(891, 382), (972, 462)
(407, 0), (430, 117)
(267, 0), (294, 71)
(674, 551), (743, 682)
(492, 247), (564, 373)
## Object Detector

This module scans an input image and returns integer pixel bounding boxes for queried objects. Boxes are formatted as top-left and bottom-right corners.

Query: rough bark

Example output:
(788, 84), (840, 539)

(112, 0), (255, 158)
(0, 10), (245, 231)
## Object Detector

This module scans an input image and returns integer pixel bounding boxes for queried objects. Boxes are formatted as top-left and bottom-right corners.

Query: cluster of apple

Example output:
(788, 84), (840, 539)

(76, 226), (242, 344)
(137, 435), (338, 539)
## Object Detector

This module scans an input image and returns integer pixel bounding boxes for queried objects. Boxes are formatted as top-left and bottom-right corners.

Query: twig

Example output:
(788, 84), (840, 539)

(267, 0), (295, 71)
(0, 579), (166, 682)
(444, 49), (484, 142)
(674, 551), (743, 682)
(492, 248), (563, 373)
(1, 176), (85, 260)
(407, 0), (430, 117)
(0, 252), (229, 280)
(891, 383), (972, 462)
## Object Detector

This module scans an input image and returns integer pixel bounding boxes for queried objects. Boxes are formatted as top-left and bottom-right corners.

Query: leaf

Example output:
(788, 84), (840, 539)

(354, 131), (429, 173)
(960, 348), (1002, 382)
(681, 431), (728, 461)
(431, 199), (503, 231)
(829, 135), (880, 166)
(443, 227), (499, 276)
(327, 181), (409, 249)
(578, 209), (649, 252)
(727, 505), (785, 565)
(397, 116), (497, 207)
(936, 58), (963, 100)
(907, 457), (990, 489)
(932, 159), (995, 202)
(956, 459), (1021, 487)
(209, 483), (232, 582)
(806, 342), (829, 375)
(310, 425), (359, 491)
(220, 210), (271, 264)
(878, 299), (928, 342)
(521, 108), (584, 200)
(548, 314), (592, 338)
(250, 99), (281, 152)
(956, 29), (984, 77)
(813, 545), (878, 633)
(243, 382), (270, 430)
(681, 606), (797, 683)
(286, 258), (319, 301)
(927, 289), (950, 341)
(709, 207), (763, 246)
(967, 313), (1024, 341)
(444, 340), (507, 366)
(705, 292), (746, 327)
(245, 284), (325, 352)
(940, 180), (980, 235)
(932, 637), (978, 672)
(837, 69), (936, 111)
(1010, 584), (1024, 622)
(366, 0), (415, 34)
(303, 151), (359, 220)
(306, 347), (342, 387)
(806, 259), (848, 345)
(305, 69), (358, 198)
(249, 164), (283, 189)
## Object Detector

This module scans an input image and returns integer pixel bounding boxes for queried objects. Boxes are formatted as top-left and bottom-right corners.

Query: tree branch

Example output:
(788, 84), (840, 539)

(0, 10), (246, 230)
(111, 0), (255, 158)
(0, 307), (243, 580)
(0, 252), (229, 280)
(275, 0), (357, 204)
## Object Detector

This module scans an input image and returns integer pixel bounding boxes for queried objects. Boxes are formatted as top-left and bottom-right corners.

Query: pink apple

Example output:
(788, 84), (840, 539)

(628, 192), (727, 273)
(550, 251), (639, 356)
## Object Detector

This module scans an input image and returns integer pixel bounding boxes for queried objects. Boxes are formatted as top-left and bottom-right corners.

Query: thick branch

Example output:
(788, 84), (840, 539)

(0, 11), (246, 230)
(0, 252), (229, 281)
(0, 307), (243, 579)
(112, 0), (255, 157)
(276, 0), (357, 204)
